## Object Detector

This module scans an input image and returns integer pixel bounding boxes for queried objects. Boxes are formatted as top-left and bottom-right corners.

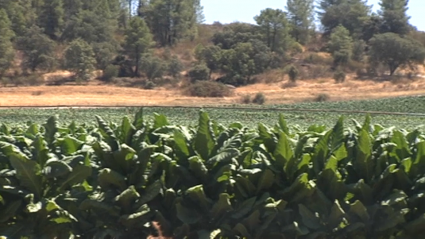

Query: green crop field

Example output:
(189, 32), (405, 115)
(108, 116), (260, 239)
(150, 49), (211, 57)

(1, 96), (424, 130)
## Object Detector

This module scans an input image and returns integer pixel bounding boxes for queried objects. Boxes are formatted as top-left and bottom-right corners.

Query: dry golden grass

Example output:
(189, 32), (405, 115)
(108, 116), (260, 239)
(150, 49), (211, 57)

(1, 75), (425, 107)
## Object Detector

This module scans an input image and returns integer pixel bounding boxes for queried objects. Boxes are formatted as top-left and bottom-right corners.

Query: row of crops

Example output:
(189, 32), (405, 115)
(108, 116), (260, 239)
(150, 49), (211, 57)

(1, 110), (425, 238)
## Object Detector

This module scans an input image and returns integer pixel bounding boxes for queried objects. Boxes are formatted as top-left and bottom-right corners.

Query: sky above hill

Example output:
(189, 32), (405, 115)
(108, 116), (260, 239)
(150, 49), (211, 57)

(202, 0), (425, 31)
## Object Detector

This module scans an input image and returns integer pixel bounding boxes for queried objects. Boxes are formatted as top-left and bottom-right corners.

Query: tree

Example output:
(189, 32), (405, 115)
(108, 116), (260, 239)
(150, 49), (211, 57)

(17, 25), (56, 72)
(140, 54), (166, 80)
(286, 0), (315, 44)
(254, 8), (292, 53)
(64, 39), (97, 81)
(188, 64), (210, 82)
(143, 0), (199, 46)
(369, 33), (425, 75)
(196, 45), (223, 78)
(328, 25), (353, 66)
(38, 0), (64, 39)
(0, 9), (15, 78)
(319, 0), (371, 37)
(378, 0), (410, 35)
(123, 17), (153, 77)
(167, 55), (183, 78)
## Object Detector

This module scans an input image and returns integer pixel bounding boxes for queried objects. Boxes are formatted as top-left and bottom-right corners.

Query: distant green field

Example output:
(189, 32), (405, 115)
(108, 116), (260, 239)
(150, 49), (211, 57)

(0, 95), (424, 130)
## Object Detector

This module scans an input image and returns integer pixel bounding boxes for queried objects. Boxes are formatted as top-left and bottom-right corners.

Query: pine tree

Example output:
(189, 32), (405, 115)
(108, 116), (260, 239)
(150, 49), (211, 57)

(254, 8), (292, 53)
(319, 0), (371, 37)
(0, 9), (15, 77)
(143, 0), (199, 46)
(328, 25), (353, 66)
(17, 25), (56, 72)
(38, 0), (64, 39)
(379, 0), (410, 35)
(123, 17), (154, 76)
(64, 39), (97, 81)
(286, 0), (315, 44)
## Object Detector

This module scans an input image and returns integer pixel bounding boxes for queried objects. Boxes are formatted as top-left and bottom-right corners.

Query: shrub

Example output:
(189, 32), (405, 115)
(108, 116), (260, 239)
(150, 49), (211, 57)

(252, 92), (266, 105)
(334, 69), (346, 83)
(140, 54), (166, 80)
(102, 65), (119, 82)
(315, 93), (330, 102)
(286, 65), (299, 83)
(186, 81), (232, 97)
(241, 94), (251, 104)
(188, 64), (210, 82)
(167, 55), (183, 79)
(144, 80), (156, 90)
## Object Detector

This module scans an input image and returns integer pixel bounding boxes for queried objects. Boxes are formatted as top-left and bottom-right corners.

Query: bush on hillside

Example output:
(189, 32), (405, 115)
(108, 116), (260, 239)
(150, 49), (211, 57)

(252, 92), (266, 105)
(101, 65), (119, 82)
(186, 81), (232, 97)
(188, 64), (210, 82)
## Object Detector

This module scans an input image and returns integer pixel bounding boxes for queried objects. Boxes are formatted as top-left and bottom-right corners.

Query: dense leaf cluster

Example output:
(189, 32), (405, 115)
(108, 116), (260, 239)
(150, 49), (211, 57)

(1, 111), (425, 238)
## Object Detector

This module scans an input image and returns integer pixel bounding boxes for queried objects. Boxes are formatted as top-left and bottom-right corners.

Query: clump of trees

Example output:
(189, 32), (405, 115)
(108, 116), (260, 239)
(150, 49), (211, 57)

(0, 0), (424, 89)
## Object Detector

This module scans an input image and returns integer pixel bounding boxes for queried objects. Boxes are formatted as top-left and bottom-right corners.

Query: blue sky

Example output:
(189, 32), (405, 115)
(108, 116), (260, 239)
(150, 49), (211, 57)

(202, 0), (425, 31)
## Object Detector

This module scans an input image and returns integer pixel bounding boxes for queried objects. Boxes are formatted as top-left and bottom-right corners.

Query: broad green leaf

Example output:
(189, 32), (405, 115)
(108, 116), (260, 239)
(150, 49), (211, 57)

(330, 116), (345, 152)
(412, 141), (425, 176)
(278, 114), (289, 134)
(43, 160), (72, 179)
(9, 154), (42, 199)
(0, 200), (22, 222)
(233, 223), (250, 238)
(120, 116), (136, 146)
(153, 113), (169, 128)
(194, 111), (215, 160)
(43, 115), (58, 145)
(186, 185), (211, 212)
(96, 115), (119, 151)
(133, 108), (144, 129)
(189, 156), (208, 181)
(328, 200), (345, 228)
(231, 196), (257, 219)
(56, 136), (84, 155)
(349, 200), (369, 223)
(242, 210), (261, 230)
(256, 169), (274, 193)
(207, 148), (239, 167)
(115, 186), (140, 213)
(119, 204), (152, 228)
(211, 193), (233, 219)
(138, 180), (162, 205)
(258, 123), (277, 154)
(174, 130), (190, 157)
(354, 129), (374, 182)
(176, 202), (202, 224)
(281, 173), (314, 203)
(59, 164), (92, 191)
(404, 213), (425, 234)
(299, 204), (321, 230)
(98, 168), (127, 191)
(274, 132), (293, 171)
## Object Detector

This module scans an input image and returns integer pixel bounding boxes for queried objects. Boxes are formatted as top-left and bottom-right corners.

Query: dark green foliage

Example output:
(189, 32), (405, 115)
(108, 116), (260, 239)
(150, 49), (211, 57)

(38, 0), (64, 39)
(3, 111), (425, 238)
(286, 64), (299, 82)
(188, 64), (210, 82)
(379, 0), (410, 35)
(252, 92), (266, 105)
(333, 68), (346, 83)
(328, 25), (353, 66)
(351, 40), (366, 62)
(369, 33), (425, 75)
(140, 54), (166, 80)
(0, 9), (15, 77)
(123, 17), (153, 77)
(142, 0), (199, 46)
(286, 0), (315, 44)
(102, 64), (119, 82)
(319, 0), (371, 37)
(167, 55), (183, 78)
(254, 8), (292, 53)
(186, 81), (232, 97)
(17, 25), (56, 72)
(63, 39), (96, 81)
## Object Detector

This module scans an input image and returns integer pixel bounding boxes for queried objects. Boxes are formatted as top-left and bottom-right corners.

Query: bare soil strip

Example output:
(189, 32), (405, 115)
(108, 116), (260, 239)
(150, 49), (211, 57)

(1, 77), (425, 107)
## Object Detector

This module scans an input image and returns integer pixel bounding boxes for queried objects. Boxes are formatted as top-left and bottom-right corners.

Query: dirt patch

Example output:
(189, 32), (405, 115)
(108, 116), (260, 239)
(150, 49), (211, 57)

(1, 76), (425, 107)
